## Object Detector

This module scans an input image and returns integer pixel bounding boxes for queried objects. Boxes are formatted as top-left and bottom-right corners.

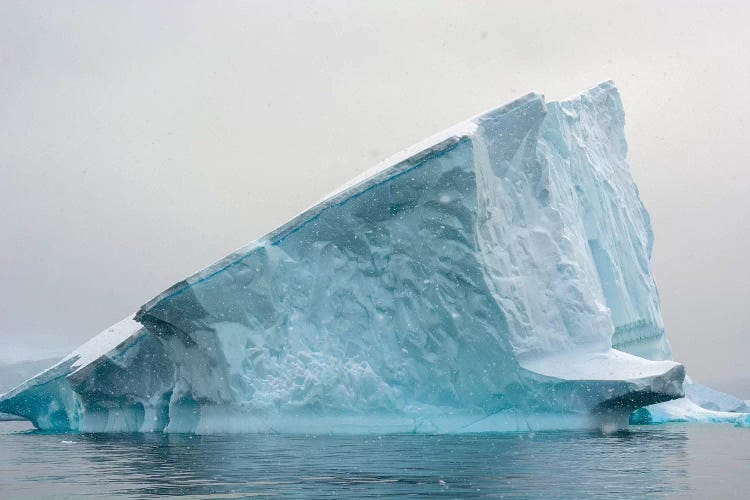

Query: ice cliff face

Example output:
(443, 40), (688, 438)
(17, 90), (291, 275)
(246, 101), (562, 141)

(0, 82), (684, 433)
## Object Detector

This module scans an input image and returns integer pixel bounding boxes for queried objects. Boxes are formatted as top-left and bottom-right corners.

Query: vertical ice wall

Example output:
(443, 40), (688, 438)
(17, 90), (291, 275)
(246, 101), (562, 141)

(543, 86), (672, 361)
(472, 82), (671, 363)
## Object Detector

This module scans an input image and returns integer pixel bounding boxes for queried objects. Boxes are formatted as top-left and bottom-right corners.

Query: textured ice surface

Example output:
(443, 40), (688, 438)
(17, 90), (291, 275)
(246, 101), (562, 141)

(631, 377), (748, 426)
(631, 397), (748, 426)
(0, 358), (60, 421)
(0, 82), (686, 433)
(683, 378), (748, 413)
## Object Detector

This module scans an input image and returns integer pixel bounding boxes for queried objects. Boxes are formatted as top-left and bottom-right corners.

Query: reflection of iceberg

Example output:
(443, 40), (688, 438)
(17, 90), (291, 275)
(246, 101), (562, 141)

(59, 431), (691, 497)
(0, 82), (686, 433)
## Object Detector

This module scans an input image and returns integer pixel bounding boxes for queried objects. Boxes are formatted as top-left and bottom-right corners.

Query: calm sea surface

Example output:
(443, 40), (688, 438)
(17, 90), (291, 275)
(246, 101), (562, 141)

(0, 421), (748, 499)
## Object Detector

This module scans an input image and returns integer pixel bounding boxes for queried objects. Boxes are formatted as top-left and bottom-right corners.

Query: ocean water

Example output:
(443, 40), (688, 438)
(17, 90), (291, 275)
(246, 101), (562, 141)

(0, 421), (748, 499)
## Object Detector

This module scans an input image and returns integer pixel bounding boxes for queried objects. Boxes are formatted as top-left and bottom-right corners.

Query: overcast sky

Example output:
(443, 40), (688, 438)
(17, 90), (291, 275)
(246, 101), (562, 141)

(0, 1), (747, 383)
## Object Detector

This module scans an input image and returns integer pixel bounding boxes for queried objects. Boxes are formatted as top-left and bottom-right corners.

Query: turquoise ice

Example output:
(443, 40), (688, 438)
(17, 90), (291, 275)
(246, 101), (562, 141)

(0, 82), (686, 433)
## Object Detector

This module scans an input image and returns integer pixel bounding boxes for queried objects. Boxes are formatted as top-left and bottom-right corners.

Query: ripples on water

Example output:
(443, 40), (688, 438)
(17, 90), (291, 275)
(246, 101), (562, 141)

(0, 421), (748, 498)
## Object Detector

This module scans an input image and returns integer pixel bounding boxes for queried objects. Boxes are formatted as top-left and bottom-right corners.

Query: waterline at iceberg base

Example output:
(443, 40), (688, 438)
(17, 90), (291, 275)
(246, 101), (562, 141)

(2, 81), (711, 434)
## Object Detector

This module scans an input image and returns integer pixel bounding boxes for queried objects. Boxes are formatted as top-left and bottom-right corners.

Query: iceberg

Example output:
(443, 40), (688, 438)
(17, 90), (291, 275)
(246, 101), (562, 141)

(0, 82), (687, 433)
(0, 358), (61, 421)
(630, 377), (748, 426)
(630, 398), (747, 426)
(682, 379), (747, 413)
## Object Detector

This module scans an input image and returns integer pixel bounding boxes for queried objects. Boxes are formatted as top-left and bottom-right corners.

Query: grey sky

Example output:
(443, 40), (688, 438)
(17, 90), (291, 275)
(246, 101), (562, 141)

(0, 1), (747, 382)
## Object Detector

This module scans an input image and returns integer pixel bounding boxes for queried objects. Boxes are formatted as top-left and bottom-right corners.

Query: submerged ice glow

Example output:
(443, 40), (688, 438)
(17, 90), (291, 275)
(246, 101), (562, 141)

(0, 82), (688, 433)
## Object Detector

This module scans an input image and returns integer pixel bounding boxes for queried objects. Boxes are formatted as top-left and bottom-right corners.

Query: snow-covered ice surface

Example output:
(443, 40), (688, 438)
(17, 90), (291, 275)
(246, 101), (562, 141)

(631, 397), (748, 426)
(631, 378), (749, 426)
(1, 82), (691, 433)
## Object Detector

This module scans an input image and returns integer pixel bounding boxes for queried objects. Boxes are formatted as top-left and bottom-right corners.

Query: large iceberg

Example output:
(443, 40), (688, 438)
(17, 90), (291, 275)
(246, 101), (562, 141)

(630, 377), (748, 426)
(0, 82), (687, 433)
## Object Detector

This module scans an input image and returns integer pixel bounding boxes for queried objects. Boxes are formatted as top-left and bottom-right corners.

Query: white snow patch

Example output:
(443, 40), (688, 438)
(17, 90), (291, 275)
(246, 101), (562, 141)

(644, 397), (748, 425)
(521, 349), (679, 381)
(65, 315), (142, 373)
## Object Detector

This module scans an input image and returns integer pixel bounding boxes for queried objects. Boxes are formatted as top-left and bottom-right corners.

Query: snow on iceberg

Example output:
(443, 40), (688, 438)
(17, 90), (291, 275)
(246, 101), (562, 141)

(630, 377), (748, 426)
(630, 397), (747, 426)
(0, 81), (686, 434)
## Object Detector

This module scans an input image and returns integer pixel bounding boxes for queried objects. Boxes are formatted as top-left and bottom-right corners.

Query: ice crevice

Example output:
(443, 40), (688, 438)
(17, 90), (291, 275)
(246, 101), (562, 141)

(1, 81), (703, 433)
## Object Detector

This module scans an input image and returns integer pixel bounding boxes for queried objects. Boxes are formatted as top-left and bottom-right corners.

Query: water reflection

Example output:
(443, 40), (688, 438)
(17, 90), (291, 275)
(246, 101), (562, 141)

(0, 424), (710, 498)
